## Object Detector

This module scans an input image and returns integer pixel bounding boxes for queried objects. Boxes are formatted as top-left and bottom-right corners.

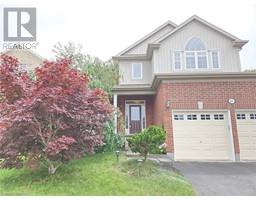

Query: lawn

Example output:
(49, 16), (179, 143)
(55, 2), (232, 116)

(0, 153), (194, 195)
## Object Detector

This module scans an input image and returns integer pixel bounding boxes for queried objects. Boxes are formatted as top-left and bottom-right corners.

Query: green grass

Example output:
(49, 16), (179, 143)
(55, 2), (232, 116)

(0, 153), (194, 195)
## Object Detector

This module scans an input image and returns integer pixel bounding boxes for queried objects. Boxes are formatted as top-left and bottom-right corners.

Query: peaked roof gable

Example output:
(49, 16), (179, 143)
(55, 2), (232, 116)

(155, 15), (247, 45)
(116, 20), (177, 56)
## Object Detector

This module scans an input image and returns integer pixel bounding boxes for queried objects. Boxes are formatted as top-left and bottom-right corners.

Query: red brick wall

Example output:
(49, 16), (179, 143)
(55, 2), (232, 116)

(155, 80), (256, 153)
(117, 95), (154, 129)
(153, 83), (174, 152)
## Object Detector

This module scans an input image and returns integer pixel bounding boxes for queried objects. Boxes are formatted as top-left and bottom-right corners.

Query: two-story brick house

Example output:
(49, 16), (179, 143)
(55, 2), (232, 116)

(112, 15), (256, 162)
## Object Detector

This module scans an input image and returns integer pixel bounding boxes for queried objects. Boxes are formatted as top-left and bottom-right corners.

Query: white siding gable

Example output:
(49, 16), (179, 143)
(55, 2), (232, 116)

(124, 25), (175, 55)
(153, 20), (242, 73)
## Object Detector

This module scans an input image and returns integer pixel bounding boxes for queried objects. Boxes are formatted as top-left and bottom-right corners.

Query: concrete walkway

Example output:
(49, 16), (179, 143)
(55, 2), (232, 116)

(174, 162), (256, 196)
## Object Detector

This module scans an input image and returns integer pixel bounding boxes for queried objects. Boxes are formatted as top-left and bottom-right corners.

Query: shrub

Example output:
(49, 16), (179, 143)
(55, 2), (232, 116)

(127, 126), (166, 160)
(96, 120), (125, 153)
(0, 55), (112, 174)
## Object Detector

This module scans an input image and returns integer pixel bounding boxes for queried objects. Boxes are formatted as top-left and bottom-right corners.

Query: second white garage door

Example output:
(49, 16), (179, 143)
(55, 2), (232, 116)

(236, 111), (256, 161)
(172, 111), (234, 161)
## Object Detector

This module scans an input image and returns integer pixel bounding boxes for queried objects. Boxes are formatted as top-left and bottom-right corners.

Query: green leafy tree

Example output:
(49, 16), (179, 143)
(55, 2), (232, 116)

(52, 42), (119, 96)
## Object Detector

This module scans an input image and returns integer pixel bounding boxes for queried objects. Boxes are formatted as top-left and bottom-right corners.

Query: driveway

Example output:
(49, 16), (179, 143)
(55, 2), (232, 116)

(173, 162), (256, 196)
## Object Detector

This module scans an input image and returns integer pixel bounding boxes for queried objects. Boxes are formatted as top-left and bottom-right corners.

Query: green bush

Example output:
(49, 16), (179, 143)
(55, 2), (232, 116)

(127, 126), (166, 160)
(96, 120), (125, 153)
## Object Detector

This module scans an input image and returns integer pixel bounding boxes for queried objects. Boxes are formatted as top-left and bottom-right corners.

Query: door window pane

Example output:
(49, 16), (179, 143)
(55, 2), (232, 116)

(130, 106), (140, 120)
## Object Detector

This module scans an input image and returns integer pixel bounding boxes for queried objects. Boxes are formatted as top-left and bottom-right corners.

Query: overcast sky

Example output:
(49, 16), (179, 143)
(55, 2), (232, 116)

(1, 0), (256, 70)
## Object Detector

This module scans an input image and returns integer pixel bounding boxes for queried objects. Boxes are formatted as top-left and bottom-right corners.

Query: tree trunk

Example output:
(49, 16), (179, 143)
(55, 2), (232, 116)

(48, 162), (59, 174)
(143, 152), (148, 161)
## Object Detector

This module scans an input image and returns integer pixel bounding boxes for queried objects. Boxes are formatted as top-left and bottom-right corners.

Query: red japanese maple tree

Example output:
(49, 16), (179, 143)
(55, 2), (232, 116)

(0, 54), (112, 174)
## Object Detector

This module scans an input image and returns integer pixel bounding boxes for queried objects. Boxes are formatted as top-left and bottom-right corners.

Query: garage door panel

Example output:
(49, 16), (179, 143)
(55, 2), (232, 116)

(236, 111), (256, 161)
(173, 111), (232, 161)
(174, 138), (228, 145)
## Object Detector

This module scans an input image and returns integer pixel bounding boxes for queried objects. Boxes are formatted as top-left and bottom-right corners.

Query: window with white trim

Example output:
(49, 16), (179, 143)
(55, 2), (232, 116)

(185, 52), (196, 69)
(187, 114), (197, 120)
(132, 63), (142, 80)
(174, 51), (182, 70)
(174, 114), (184, 120)
(197, 52), (208, 68)
(214, 114), (224, 120)
(185, 37), (208, 69)
(212, 51), (220, 68)
(237, 113), (246, 120)
(250, 113), (256, 120)
(201, 114), (211, 120)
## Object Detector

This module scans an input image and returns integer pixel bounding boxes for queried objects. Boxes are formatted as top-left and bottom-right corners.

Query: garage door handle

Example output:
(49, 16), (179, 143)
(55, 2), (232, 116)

(200, 141), (202, 143)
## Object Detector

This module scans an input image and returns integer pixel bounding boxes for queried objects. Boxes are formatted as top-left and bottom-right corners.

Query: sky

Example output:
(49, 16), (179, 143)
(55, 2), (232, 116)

(0, 0), (256, 70)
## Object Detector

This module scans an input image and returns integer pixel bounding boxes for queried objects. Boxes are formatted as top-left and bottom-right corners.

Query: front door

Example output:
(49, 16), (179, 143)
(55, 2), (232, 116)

(129, 105), (142, 134)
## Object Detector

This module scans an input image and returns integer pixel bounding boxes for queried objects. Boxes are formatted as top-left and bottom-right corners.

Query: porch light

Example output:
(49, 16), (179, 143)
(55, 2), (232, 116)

(115, 150), (120, 162)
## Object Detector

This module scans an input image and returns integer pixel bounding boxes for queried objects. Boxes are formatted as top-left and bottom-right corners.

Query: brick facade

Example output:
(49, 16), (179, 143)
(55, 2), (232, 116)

(117, 80), (256, 156)
(154, 80), (256, 154)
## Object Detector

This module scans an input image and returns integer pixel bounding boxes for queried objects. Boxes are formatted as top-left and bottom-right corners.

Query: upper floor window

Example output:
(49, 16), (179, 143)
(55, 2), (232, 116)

(174, 51), (182, 70)
(132, 63), (143, 79)
(185, 52), (196, 69)
(212, 51), (220, 68)
(185, 37), (206, 51)
(185, 37), (208, 69)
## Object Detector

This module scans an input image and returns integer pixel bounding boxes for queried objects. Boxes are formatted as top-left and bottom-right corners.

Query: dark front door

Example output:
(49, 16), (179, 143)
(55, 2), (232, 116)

(129, 105), (142, 134)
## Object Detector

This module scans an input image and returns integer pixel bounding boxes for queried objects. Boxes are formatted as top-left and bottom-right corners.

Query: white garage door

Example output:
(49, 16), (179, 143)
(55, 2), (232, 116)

(236, 111), (256, 161)
(172, 111), (233, 161)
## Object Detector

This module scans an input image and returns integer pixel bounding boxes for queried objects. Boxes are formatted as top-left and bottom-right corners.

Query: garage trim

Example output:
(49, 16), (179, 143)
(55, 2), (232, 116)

(172, 109), (235, 161)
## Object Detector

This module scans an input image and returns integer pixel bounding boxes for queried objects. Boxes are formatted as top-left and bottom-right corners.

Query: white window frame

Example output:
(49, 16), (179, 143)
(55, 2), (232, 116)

(132, 63), (143, 80)
(211, 51), (221, 69)
(185, 50), (208, 69)
(173, 51), (182, 70)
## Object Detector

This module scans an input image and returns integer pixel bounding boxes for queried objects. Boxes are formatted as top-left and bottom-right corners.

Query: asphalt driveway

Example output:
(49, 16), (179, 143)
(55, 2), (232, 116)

(173, 162), (256, 196)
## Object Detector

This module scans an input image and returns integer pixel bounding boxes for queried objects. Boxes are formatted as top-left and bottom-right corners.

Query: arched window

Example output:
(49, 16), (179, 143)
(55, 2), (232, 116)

(185, 37), (206, 51)
(185, 37), (208, 69)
